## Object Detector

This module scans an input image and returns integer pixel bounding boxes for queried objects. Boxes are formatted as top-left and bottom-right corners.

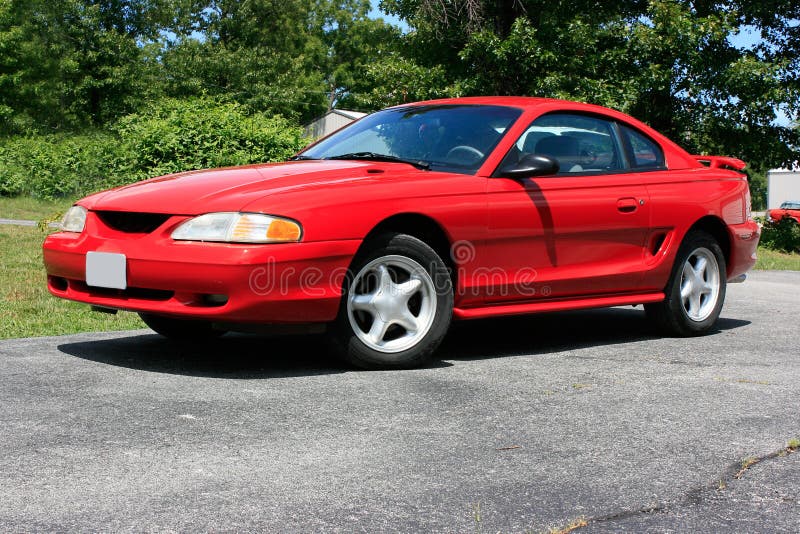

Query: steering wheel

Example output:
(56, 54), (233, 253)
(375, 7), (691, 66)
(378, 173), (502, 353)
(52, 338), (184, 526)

(446, 145), (484, 162)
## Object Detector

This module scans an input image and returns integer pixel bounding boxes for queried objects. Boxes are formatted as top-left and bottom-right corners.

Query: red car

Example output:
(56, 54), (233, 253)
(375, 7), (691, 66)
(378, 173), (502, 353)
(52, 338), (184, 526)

(767, 201), (800, 224)
(43, 97), (760, 369)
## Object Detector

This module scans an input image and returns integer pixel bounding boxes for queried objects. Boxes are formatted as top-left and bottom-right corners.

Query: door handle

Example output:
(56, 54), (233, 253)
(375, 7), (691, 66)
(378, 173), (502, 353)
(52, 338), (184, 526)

(617, 197), (638, 213)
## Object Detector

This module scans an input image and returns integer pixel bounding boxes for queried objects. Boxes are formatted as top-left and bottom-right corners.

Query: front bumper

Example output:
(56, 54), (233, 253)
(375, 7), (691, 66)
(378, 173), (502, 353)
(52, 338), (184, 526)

(42, 218), (360, 323)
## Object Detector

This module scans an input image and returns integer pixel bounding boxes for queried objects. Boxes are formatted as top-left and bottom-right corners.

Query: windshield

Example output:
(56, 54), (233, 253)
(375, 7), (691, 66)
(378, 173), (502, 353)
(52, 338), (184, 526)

(779, 202), (800, 210)
(299, 104), (522, 174)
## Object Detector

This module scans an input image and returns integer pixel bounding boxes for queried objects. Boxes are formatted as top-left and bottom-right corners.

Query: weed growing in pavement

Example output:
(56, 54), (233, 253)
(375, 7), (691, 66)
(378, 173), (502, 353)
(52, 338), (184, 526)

(547, 516), (588, 534)
(735, 456), (760, 478)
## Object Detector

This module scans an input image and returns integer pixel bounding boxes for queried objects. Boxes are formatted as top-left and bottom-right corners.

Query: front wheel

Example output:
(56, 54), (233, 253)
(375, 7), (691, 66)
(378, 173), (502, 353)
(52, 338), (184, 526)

(645, 230), (727, 336)
(330, 233), (453, 369)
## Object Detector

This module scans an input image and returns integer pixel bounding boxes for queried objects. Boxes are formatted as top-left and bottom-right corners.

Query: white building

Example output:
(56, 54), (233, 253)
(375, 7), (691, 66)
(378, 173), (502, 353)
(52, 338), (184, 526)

(304, 109), (367, 141)
(767, 168), (800, 209)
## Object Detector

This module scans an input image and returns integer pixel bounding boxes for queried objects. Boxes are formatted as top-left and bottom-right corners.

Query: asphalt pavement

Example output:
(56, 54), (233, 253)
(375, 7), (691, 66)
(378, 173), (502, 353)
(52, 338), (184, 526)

(1, 270), (798, 532)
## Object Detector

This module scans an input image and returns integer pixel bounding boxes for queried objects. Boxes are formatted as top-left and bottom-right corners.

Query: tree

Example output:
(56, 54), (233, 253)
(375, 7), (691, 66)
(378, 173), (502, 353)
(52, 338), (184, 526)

(160, 0), (402, 121)
(160, 0), (324, 120)
(317, 0), (402, 110)
(375, 0), (799, 172)
(0, 0), (172, 132)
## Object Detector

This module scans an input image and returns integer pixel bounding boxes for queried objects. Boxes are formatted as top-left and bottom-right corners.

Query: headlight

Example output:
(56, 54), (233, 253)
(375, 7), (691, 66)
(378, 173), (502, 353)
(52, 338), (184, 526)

(60, 205), (87, 233)
(171, 212), (302, 243)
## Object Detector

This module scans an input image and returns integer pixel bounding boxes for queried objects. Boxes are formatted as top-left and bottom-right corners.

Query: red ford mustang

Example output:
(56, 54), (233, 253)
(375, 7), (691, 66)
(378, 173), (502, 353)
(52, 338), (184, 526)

(43, 97), (760, 369)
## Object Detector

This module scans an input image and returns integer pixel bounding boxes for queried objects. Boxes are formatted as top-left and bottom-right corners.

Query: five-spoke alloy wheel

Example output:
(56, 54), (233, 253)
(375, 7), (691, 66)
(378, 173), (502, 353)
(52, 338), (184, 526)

(331, 233), (453, 369)
(646, 230), (727, 336)
(678, 247), (721, 322)
(347, 255), (437, 353)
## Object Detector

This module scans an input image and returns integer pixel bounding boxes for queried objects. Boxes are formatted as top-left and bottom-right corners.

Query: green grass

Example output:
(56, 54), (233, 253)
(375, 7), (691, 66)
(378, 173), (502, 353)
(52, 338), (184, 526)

(0, 225), (143, 339)
(754, 247), (800, 270)
(0, 196), (76, 222)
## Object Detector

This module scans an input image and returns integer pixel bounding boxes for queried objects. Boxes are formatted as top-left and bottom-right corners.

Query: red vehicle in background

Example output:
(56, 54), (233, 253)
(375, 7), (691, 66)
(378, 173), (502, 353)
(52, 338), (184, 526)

(43, 97), (760, 369)
(768, 201), (800, 224)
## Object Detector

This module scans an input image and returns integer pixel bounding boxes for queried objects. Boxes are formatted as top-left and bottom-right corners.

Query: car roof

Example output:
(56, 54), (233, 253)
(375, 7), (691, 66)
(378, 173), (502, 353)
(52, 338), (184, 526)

(392, 96), (562, 109)
(391, 96), (663, 130)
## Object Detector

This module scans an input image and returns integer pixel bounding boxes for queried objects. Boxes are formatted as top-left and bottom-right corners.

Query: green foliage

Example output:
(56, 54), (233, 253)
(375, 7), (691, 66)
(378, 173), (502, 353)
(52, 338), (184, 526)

(0, 97), (307, 199)
(342, 54), (456, 109)
(112, 97), (308, 182)
(318, 5), (404, 109)
(747, 170), (767, 211)
(160, 0), (401, 121)
(1, 0), (399, 128)
(759, 217), (800, 253)
(0, 0), (798, 184)
(161, 27), (329, 122)
(378, 0), (800, 171)
(0, 133), (122, 198)
(0, 0), (171, 132)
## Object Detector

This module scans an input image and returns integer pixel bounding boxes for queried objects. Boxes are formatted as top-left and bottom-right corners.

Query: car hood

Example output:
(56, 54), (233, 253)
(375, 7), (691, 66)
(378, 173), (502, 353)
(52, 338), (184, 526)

(82, 161), (426, 215)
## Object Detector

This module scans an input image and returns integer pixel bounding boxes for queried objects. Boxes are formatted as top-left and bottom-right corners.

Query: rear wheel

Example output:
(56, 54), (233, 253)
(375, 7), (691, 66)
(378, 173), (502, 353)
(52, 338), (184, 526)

(645, 230), (726, 336)
(330, 233), (453, 369)
(139, 313), (225, 340)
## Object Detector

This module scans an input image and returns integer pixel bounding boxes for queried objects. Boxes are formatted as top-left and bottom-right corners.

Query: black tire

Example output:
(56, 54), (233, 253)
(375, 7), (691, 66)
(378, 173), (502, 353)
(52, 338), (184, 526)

(329, 233), (454, 370)
(139, 313), (225, 340)
(645, 230), (727, 336)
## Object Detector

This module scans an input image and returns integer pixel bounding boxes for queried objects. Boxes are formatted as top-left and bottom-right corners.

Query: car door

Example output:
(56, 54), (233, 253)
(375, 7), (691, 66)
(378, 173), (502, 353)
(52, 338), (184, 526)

(482, 113), (652, 302)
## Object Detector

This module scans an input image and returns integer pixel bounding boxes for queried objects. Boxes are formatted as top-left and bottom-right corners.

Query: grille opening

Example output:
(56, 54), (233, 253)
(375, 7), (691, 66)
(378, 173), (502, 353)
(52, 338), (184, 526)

(75, 281), (174, 301)
(95, 211), (171, 233)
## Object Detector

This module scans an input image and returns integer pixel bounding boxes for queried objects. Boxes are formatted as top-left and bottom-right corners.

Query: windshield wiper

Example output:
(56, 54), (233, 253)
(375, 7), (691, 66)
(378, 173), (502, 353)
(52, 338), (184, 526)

(288, 155), (319, 161)
(325, 152), (430, 170)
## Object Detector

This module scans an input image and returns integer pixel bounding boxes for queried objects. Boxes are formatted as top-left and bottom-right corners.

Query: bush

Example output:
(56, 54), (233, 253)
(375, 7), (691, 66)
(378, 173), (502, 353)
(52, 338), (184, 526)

(759, 217), (800, 253)
(111, 97), (308, 183)
(0, 97), (308, 199)
(747, 171), (767, 211)
(0, 133), (124, 199)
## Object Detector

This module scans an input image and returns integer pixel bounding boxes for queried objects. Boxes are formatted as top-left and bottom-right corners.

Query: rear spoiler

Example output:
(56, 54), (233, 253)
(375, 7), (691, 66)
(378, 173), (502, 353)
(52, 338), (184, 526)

(692, 155), (747, 172)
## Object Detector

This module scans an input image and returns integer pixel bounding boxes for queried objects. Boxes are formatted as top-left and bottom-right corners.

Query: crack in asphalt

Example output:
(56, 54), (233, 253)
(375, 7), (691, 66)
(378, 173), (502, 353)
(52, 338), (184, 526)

(573, 443), (799, 531)
(565, 354), (715, 368)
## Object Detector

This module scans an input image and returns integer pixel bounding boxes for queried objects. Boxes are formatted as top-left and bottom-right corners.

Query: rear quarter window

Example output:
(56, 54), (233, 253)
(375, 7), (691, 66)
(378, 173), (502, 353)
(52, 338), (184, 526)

(620, 124), (665, 170)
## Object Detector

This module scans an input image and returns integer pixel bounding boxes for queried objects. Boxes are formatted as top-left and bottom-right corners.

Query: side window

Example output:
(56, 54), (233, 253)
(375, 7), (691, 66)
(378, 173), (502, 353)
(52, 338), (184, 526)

(499, 113), (624, 174)
(620, 125), (665, 169)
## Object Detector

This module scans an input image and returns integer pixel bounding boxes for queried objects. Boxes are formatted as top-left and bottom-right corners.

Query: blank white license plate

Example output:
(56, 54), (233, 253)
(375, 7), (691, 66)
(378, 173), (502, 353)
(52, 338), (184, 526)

(86, 252), (127, 289)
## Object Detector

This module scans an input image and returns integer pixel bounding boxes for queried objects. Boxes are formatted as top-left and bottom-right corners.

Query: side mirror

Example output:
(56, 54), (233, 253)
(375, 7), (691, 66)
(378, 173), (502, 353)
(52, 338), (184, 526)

(498, 154), (559, 179)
